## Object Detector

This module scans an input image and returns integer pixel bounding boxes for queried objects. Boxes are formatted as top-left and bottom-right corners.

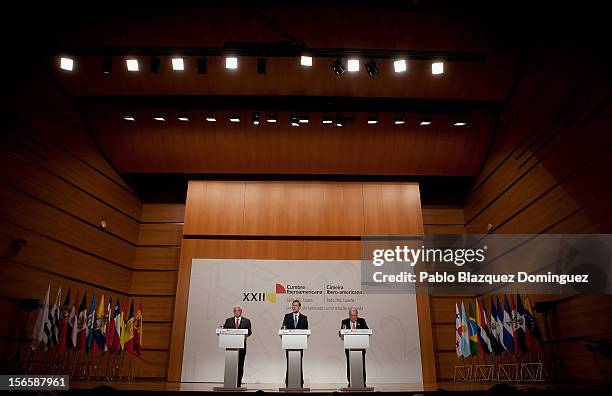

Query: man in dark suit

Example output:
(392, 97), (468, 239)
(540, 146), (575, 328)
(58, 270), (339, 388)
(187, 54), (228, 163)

(222, 305), (252, 387)
(281, 299), (308, 387)
(340, 307), (368, 385)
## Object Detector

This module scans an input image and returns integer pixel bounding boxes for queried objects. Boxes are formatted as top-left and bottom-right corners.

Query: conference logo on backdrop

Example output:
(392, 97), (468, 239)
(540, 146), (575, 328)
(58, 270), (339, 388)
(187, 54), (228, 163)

(242, 283), (286, 303)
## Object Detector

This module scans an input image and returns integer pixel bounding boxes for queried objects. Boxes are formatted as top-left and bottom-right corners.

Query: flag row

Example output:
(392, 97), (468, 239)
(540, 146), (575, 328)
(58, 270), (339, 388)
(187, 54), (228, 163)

(31, 286), (143, 356)
(455, 293), (543, 358)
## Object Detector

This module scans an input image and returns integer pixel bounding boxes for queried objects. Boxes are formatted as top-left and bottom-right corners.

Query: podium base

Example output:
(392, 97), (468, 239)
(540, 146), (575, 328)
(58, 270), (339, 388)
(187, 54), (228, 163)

(213, 386), (246, 391)
(341, 387), (374, 392)
(279, 387), (310, 392)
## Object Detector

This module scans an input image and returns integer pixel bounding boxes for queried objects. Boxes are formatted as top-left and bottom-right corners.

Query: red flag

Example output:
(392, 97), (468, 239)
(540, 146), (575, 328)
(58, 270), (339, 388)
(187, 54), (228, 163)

(133, 302), (143, 356)
(76, 293), (88, 350)
(57, 289), (71, 350)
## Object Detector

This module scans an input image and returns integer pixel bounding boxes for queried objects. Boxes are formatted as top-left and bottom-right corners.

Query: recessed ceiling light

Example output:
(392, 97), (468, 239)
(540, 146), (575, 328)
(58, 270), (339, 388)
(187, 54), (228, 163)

(419, 115), (432, 126)
(252, 112), (261, 125)
(60, 57), (74, 71)
(230, 113), (241, 122)
(266, 113), (277, 123)
(126, 58), (139, 72)
(300, 55), (313, 67)
(367, 115), (378, 124)
(290, 114), (300, 127)
(330, 58), (345, 76)
(205, 113), (217, 122)
(335, 114), (344, 127)
(122, 112), (135, 121)
(393, 59), (407, 73)
(394, 115), (406, 125)
(322, 115), (333, 124)
(347, 59), (359, 72)
(299, 115), (309, 124)
(432, 62), (444, 75)
(102, 57), (112, 74)
(225, 57), (238, 69)
(177, 112), (190, 122)
(153, 112), (167, 122)
(454, 120), (467, 127)
(172, 57), (185, 71)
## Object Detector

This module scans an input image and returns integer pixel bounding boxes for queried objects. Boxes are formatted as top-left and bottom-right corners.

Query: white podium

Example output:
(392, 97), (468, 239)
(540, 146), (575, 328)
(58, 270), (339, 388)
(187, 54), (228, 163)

(214, 328), (249, 391)
(279, 329), (311, 391)
(340, 329), (373, 391)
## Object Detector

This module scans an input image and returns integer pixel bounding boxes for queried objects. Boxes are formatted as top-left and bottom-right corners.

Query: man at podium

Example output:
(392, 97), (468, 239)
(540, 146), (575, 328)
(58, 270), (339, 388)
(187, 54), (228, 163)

(340, 307), (368, 385)
(281, 300), (308, 386)
(222, 305), (252, 387)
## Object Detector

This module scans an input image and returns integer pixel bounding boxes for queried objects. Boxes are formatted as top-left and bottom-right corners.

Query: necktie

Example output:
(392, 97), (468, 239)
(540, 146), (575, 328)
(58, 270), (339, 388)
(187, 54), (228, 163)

(235, 318), (239, 329)
(352, 321), (356, 329)
(293, 314), (298, 328)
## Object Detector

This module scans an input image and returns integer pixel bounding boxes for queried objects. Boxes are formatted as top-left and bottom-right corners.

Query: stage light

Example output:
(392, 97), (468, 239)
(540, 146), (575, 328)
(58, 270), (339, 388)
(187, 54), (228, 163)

(205, 113), (217, 122)
(453, 116), (467, 127)
(347, 59), (359, 72)
(177, 112), (191, 122)
(196, 57), (207, 74)
(230, 113), (241, 123)
(225, 57), (238, 69)
(60, 57), (74, 71)
(266, 113), (277, 123)
(299, 115), (309, 124)
(365, 59), (379, 77)
(432, 62), (444, 75)
(102, 57), (112, 74)
(126, 58), (139, 72)
(419, 115), (432, 126)
(257, 58), (267, 74)
(367, 114), (378, 124)
(122, 112), (135, 121)
(300, 55), (313, 67)
(252, 112), (261, 125)
(153, 112), (167, 122)
(290, 114), (300, 127)
(393, 59), (407, 73)
(394, 115), (406, 125)
(330, 58), (345, 76)
(335, 114), (344, 127)
(150, 56), (160, 74)
(322, 115), (333, 124)
(172, 57), (185, 71)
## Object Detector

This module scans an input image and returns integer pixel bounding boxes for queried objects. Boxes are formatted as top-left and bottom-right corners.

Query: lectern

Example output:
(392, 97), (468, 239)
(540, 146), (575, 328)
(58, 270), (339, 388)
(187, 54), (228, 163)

(214, 328), (249, 391)
(340, 329), (373, 391)
(279, 329), (311, 391)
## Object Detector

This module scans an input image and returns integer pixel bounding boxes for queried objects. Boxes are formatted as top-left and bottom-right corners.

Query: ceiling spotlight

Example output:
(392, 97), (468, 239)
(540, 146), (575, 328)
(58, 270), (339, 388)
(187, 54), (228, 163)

(367, 114), (378, 124)
(266, 113), (277, 123)
(419, 115), (432, 126)
(229, 113), (241, 123)
(394, 115), (406, 125)
(102, 57), (112, 74)
(252, 112), (261, 125)
(290, 114), (300, 127)
(126, 58), (139, 72)
(335, 114), (344, 127)
(432, 62), (444, 75)
(365, 59), (379, 77)
(172, 57), (185, 71)
(153, 112), (167, 122)
(299, 115), (309, 124)
(150, 56), (160, 74)
(225, 57), (238, 69)
(59, 57), (74, 71)
(453, 116), (467, 127)
(257, 58), (267, 75)
(322, 115), (333, 124)
(122, 112), (135, 122)
(330, 58), (345, 76)
(205, 113), (217, 122)
(196, 57), (207, 74)
(393, 59), (407, 73)
(300, 55), (313, 67)
(177, 112), (191, 122)
(347, 59), (359, 72)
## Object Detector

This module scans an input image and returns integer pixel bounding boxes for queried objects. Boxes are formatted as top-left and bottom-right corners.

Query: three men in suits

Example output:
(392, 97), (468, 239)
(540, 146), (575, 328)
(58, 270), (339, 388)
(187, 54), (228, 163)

(222, 305), (252, 387)
(340, 307), (368, 385)
(281, 299), (308, 387)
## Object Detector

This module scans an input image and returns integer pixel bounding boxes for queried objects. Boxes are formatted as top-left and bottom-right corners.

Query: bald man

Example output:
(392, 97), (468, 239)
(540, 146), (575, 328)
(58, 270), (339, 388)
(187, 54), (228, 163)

(340, 307), (368, 385)
(223, 305), (252, 387)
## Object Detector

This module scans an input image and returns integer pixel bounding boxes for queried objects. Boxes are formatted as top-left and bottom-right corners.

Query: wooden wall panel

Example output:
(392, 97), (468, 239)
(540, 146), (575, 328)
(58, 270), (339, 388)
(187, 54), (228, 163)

(140, 296), (175, 323)
(134, 247), (181, 270)
(137, 223), (183, 246)
(131, 271), (178, 296)
(141, 204), (185, 223)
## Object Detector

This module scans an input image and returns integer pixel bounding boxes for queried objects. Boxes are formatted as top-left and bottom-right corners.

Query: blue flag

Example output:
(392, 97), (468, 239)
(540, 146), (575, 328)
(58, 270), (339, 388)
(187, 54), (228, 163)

(502, 295), (515, 353)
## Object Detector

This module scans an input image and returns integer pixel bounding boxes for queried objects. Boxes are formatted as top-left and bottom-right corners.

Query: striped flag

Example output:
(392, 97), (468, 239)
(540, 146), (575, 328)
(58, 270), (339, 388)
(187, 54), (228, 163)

(57, 289), (71, 350)
(468, 302), (479, 356)
(502, 295), (515, 353)
(86, 293), (97, 352)
(522, 294), (543, 351)
(487, 297), (503, 355)
(475, 299), (492, 354)
(68, 290), (79, 350)
(76, 293), (88, 350)
(31, 286), (51, 350)
(47, 287), (62, 348)
(460, 302), (471, 357)
(455, 303), (463, 357)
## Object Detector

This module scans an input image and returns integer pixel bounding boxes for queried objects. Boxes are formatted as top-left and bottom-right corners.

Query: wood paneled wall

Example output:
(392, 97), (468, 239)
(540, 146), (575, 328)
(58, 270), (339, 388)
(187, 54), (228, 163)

(0, 66), (140, 365)
(461, 43), (612, 382)
(167, 180), (437, 384)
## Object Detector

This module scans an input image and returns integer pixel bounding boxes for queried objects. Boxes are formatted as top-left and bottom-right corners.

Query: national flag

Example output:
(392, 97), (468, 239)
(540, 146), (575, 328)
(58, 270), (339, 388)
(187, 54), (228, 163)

(522, 294), (543, 351)
(455, 303), (463, 357)
(119, 300), (127, 350)
(67, 290), (78, 350)
(460, 302), (471, 357)
(133, 302), (143, 356)
(468, 302), (479, 356)
(110, 298), (122, 352)
(76, 293), (88, 350)
(122, 300), (135, 353)
(475, 299), (491, 354)
(47, 286), (62, 348)
(31, 286), (51, 350)
(495, 297), (506, 351)
(86, 293), (97, 352)
(487, 297), (503, 355)
(93, 294), (106, 350)
(105, 297), (115, 352)
(502, 295), (515, 353)
(57, 289), (71, 350)
(514, 293), (529, 352)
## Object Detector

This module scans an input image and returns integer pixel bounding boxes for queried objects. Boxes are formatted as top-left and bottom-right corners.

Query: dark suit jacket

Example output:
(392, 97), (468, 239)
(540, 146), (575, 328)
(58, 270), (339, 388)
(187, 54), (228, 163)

(340, 317), (368, 330)
(282, 312), (308, 329)
(223, 316), (252, 351)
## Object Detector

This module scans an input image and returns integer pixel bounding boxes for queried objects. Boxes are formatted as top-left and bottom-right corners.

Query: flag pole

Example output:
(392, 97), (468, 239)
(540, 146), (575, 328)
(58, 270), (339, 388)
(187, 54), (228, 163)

(96, 349), (104, 379)
(118, 350), (126, 380)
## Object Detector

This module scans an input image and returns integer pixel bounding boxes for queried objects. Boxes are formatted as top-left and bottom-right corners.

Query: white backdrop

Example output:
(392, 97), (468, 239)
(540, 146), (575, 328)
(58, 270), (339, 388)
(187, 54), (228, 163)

(181, 259), (423, 384)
